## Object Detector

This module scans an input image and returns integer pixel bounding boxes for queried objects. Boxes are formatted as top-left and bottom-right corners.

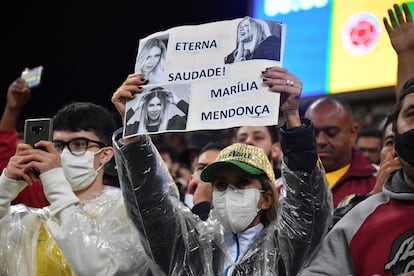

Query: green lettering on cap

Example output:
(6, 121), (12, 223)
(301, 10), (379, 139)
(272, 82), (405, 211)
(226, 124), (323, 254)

(221, 150), (252, 160)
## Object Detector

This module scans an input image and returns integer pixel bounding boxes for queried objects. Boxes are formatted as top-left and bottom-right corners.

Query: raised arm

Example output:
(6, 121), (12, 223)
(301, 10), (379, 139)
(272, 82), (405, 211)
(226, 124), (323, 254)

(384, 2), (414, 97)
(0, 78), (31, 171)
(111, 73), (148, 123)
(0, 78), (31, 130)
(111, 74), (204, 275)
(263, 66), (333, 274)
(262, 66), (302, 128)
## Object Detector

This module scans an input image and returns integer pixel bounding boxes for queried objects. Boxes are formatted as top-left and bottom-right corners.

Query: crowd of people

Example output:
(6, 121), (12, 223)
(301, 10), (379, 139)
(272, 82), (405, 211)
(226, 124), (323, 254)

(0, 2), (413, 275)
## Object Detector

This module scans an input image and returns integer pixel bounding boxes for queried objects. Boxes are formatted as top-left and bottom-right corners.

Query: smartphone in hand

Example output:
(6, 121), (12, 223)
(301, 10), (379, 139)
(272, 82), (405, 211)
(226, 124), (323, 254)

(24, 118), (53, 148)
(21, 66), (43, 89)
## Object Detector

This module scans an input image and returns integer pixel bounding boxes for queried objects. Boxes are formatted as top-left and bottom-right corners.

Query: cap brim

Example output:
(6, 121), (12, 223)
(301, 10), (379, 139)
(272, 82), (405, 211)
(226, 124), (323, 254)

(200, 160), (264, 182)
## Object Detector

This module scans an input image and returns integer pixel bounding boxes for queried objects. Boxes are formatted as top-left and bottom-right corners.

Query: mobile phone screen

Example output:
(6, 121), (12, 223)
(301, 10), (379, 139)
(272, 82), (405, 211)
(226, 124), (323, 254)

(24, 118), (53, 147)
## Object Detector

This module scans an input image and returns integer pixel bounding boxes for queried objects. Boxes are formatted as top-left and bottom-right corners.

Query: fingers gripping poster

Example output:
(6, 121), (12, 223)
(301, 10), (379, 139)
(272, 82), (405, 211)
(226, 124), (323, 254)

(124, 16), (286, 137)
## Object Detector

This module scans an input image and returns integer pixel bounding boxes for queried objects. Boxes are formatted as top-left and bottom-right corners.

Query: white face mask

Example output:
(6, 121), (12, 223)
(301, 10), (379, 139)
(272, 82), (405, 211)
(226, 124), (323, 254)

(61, 148), (104, 191)
(212, 185), (262, 233)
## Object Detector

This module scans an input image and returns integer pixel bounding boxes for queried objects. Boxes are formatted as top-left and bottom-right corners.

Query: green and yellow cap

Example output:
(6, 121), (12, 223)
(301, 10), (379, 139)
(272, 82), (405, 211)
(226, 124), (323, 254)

(200, 143), (276, 185)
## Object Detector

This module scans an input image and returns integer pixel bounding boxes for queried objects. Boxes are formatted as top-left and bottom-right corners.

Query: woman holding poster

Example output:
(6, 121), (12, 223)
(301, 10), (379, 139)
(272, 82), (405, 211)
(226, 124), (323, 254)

(111, 68), (332, 275)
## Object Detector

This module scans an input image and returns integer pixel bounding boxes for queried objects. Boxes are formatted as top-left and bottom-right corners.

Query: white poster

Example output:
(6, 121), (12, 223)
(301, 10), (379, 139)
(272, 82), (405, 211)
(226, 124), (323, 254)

(124, 16), (286, 138)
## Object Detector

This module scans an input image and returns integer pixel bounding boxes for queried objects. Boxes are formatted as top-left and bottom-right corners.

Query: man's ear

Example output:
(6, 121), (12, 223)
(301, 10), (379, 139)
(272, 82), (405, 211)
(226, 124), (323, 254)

(350, 124), (359, 146)
(100, 146), (115, 164)
(271, 142), (282, 162)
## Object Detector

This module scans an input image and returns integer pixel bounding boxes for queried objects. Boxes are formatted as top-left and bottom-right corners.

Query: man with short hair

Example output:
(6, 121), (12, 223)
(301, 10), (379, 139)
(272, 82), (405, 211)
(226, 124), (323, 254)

(356, 128), (383, 165)
(234, 125), (282, 178)
(304, 96), (377, 208)
(0, 102), (150, 275)
(186, 141), (227, 217)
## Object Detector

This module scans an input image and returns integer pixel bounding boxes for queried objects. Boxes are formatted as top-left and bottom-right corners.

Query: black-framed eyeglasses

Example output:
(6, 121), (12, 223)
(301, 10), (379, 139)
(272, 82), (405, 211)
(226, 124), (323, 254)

(53, 137), (106, 156)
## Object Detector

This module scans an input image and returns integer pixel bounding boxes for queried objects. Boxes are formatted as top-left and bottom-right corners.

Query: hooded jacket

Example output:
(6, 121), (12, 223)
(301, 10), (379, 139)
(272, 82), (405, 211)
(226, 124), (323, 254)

(300, 169), (414, 275)
(330, 146), (377, 208)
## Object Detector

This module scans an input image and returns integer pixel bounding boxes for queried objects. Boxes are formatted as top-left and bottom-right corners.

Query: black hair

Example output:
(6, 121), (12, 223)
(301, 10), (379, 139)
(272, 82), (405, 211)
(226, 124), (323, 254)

(157, 143), (179, 163)
(393, 76), (414, 133)
(381, 112), (394, 140)
(53, 102), (116, 146)
(199, 141), (228, 155)
(266, 125), (280, 144)
(233, 125), (280, 144)
(357, 128), (383, 143)
(398, 76), (414, 102)
(392, 101), (402, 135)
(179, 130), (224, 168)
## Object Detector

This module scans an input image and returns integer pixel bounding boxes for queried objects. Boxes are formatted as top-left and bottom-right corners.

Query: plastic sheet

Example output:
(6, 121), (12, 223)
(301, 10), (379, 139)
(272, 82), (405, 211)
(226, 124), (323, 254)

(0, 185), (154, 275)
(113, 126), (333, 276)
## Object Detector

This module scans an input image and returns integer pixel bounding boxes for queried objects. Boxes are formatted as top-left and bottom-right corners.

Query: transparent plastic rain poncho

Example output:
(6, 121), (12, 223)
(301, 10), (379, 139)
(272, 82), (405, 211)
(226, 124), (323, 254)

(0, 169), (154, 276)
(113, 121), (333, 276)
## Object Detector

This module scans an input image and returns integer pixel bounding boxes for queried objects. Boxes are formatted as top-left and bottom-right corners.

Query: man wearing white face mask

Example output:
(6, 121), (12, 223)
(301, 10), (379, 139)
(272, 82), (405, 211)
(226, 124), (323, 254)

(57, 138), (106, 193)
(0, 102), (153, 275)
